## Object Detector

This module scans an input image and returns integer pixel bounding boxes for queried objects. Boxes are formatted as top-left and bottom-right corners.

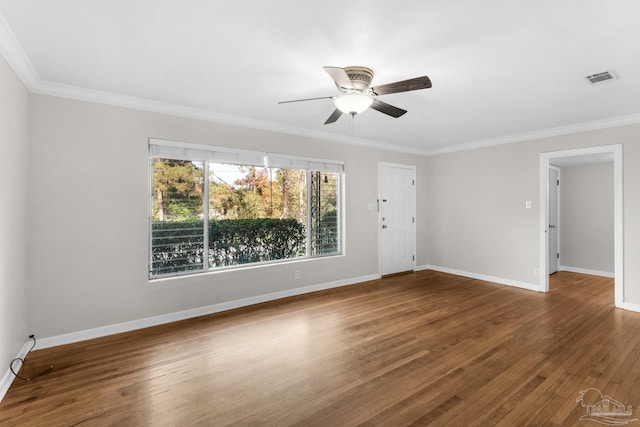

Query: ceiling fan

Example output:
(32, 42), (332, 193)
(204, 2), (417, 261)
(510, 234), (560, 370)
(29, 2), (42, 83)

(279, 66), (432, 124)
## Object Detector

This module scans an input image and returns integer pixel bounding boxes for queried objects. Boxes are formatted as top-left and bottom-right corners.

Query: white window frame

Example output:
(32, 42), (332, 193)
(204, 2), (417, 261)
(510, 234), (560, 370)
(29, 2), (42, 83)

(148, 138), (344, 278)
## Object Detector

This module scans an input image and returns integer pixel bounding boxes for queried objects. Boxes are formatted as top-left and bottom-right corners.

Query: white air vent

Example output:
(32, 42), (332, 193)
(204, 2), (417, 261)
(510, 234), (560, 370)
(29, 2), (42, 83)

(585, 70), (619, 85)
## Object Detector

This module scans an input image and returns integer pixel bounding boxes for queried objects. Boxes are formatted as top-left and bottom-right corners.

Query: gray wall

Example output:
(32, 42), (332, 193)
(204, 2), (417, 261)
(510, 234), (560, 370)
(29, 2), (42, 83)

(425, 128), (640, 302)
(425, 142), (539, 283)
(0, 56), (29, 378)
(28, 94), (428, 337)
(560, 163), (614, 274)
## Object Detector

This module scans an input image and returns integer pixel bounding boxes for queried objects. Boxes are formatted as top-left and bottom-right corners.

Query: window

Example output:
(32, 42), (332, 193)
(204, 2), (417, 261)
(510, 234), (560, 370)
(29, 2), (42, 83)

(149, 139), (343, 278)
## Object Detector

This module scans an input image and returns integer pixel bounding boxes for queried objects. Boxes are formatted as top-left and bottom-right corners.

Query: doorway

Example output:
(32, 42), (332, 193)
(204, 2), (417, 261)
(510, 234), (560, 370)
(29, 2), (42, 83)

(539, 145), (623, 307)
(378, 163), (416, 276)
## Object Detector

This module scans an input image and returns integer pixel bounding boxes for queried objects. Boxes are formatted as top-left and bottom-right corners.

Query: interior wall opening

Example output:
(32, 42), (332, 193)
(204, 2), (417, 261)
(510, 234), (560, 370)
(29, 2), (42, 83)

(539, 145), (623, 307)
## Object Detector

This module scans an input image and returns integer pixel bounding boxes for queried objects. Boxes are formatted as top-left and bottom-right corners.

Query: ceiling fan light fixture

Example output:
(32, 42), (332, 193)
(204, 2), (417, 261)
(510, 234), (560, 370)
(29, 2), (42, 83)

(333, 93), (373, 115)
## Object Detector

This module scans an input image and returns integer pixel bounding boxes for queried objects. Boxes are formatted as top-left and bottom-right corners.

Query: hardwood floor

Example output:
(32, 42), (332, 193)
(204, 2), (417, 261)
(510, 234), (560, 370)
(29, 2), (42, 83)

(1, 270), (638, 426)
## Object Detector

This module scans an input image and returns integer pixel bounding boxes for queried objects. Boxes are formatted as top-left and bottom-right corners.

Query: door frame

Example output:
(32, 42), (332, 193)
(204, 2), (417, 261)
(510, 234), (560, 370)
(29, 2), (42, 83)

(548, 166), (561, 274)
(538, 144), (623, 307)
(378, 162), (417, 276)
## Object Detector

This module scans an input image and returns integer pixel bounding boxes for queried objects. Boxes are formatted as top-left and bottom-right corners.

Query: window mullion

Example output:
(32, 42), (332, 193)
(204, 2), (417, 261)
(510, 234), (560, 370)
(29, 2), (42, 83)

(337, 173), (342, 253)
(306, 170), (312, 257)
(203, 162), (210, 270)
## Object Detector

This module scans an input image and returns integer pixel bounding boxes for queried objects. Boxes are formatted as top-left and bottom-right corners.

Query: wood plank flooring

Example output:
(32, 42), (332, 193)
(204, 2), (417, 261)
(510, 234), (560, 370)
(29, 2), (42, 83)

(2, 270), (639, 426)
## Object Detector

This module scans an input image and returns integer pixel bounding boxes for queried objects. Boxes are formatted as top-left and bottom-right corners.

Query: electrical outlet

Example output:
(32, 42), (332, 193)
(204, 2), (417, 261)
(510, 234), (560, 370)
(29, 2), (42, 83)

(534, 268), (540, 277)
(294, 270), (300, 279)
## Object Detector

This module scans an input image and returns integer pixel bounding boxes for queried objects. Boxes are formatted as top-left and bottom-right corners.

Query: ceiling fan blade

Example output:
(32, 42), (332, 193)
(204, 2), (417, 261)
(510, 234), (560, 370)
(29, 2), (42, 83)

(278, 96), (334, 104)
(324, 108), (343, 124)
(323, 66), (354, 90)
(371, 76), (432, 96)
(370, 99), (407, 118)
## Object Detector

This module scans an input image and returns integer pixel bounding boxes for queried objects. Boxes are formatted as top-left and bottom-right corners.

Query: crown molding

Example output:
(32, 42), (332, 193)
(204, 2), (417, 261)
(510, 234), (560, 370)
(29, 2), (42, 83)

(0, 13), (39, 88)
(31, 80), (431, 156)
(30, 75), (640, 158)
(427, 113), (640, 155)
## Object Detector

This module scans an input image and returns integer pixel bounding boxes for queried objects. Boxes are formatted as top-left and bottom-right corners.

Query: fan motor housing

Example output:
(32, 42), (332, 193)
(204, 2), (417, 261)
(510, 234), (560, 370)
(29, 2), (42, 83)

(340, 66), (374, 93)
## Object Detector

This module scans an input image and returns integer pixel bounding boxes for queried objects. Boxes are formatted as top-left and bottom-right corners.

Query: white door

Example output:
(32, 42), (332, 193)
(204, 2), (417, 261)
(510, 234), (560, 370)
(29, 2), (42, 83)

(379, 164), (416, 275)
(548, 167), (560, 274)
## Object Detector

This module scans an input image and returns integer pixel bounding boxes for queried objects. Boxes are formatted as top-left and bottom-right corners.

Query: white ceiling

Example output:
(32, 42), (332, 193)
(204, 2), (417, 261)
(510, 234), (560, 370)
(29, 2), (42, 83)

(2, 1), (640, 154)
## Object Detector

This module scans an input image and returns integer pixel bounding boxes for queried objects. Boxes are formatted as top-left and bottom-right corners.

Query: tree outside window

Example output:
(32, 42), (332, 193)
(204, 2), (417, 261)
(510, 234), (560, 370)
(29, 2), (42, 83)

(150, 158), (341, 278)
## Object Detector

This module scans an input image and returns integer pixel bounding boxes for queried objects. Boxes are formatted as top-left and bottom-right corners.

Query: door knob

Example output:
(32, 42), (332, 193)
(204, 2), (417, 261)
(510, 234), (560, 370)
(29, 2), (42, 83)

(549, 224), (556, 229)
(382, 225), (388, 229)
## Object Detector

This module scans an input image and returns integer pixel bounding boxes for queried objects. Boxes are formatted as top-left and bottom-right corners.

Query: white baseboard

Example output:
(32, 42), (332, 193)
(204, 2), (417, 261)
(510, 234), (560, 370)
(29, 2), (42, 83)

(35, 274), (381, 350)
(0, 340), (33, 403)
(421, 264), (640, 313)
(422, 265), (542, 292)
(622, 302), (640, 313)
(559, 265), (615, 278)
